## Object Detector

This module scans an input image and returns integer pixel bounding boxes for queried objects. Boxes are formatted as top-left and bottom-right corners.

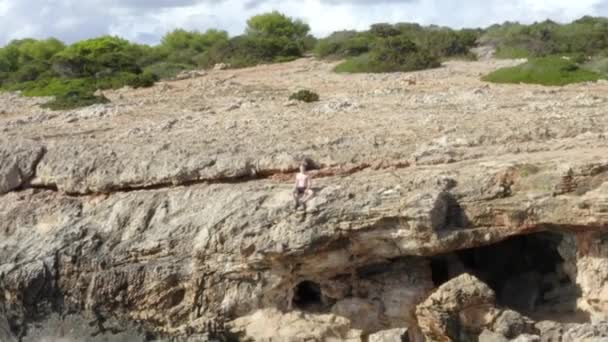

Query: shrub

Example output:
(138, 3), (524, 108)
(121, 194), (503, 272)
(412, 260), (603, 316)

(482, 56), (604, 86)
(143, 62), (191, 79)
(5, 78), (95, 97)
(246, 11), (310, 40)
(316, 24), (479, 61)
(481, 17), (608, 59)
(370, 23), (401, 38)
(335, 37), (441, 73)
(51, 36), (142, 77)
(199, 34), (302, 69)
(289, 90), (320, 102)
(314, 31), (373, 58)
(128, 71), (158, 88)
(160, 29), (229, 66)
(42, 91), (109, 110)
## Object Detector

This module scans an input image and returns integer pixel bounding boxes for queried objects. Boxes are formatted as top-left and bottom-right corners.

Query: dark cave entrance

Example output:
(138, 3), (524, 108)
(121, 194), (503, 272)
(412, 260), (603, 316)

(431, 232), (587, 323)
(293, 281), (323, 311)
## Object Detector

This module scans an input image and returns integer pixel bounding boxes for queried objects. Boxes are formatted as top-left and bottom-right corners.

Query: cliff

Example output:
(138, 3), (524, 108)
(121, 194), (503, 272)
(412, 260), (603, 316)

(2, 58), (608, 341)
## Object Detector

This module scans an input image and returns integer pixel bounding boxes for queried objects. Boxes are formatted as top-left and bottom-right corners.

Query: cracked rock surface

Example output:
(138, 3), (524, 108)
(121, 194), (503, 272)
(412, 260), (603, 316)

(2, 58), (608, 341)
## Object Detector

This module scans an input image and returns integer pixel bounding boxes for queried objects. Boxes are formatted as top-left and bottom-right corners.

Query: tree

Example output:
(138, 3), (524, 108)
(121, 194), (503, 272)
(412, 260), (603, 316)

(246, 11), (310, 41)
(16, 38), (65, 62)
(370, 23), (400, 38)
(161, 29), (228, 52)
(51, 36), (141, 77)
(369, 36), (440, 72)
(160, 29), (229, 65)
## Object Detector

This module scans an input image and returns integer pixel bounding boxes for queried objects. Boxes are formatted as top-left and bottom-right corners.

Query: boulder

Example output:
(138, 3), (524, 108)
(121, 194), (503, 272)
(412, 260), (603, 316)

(228, 308), (362, 342)
(562, 322), (608, 341)
(368, 328), (409, 342)
(213, 63), (229, 71)
(0, 140), (44, 194)
(511, 334), (541, 342)
(415, 274), (498, 341)
(491, 310), (537, 339)
(479, 329), (508, 342)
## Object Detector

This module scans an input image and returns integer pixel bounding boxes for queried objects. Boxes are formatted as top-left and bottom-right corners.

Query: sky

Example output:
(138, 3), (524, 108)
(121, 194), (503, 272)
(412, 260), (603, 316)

(1, 0), (608, 45)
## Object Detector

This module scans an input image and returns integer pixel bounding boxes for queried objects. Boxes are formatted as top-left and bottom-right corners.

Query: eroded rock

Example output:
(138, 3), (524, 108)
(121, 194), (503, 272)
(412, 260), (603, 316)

(228, 308), (362, 342)
(415, 274), (498, 341)
(368, 328), (409, 342)
(0, 140), (44, 194)
(3, 58), (608, 341)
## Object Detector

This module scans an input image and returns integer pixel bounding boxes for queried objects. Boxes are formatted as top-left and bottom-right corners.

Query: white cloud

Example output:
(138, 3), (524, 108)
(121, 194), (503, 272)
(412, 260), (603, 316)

(0, 0), (607, 45)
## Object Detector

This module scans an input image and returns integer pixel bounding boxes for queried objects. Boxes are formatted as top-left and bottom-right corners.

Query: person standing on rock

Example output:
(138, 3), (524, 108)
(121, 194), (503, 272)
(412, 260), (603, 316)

(293, 164), (313, 210)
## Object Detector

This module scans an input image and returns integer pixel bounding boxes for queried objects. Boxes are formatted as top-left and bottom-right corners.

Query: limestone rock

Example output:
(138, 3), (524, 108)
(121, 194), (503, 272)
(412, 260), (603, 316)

(332, 298), (384, 332)
(491, 310), (537, 339)
(213, 63), (229, 71)
(228, 308), (362, 342)
(511, 334), (540, 342)
(174, 70), (207, 80)
(0, 140), (44, 194)
(368, 328), (409, 342)
(561, 323), (608, 341)
(4, 57), (608, 341)
(415, 274), (498, 341)
(479, 329), (508, 342)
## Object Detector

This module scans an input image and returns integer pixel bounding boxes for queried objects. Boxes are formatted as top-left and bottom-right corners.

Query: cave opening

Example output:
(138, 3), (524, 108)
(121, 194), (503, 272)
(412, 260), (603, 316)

(430, 231), (588, 323)
(293, 281), (323, 311)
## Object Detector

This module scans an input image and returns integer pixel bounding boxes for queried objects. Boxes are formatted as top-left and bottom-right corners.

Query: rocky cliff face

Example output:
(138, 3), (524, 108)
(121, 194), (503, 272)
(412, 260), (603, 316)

(2, 58), (608, 341)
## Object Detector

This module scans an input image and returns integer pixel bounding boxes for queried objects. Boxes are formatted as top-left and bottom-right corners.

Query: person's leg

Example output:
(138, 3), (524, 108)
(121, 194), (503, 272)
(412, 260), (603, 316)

(293, 189), (301, 209)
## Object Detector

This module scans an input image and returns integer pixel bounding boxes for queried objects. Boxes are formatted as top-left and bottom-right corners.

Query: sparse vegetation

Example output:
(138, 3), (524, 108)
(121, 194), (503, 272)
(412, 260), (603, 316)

(289, 90), (320, 102)
(4, 14), (608, 108)
(0, 12), (314, 109)
(483, 57), (604, 86)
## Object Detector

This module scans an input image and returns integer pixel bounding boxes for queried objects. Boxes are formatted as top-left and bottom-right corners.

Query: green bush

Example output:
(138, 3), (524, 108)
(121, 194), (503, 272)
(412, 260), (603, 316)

(5, 78), (94, 97)
(314, 31), (373, 58)
(246, 11), (310, 41)
(143, 62), (191, 79)
(335, 36), (441, 73)
(482, 56), (604, 86)
(198, 34), (303, 69)
(128, 71), (158, 88)
(315, 24), (480, 61)
(42, 91), (109, 110)
(159, 29), (229, 66)
(289, 90), (320, 102)
(51, 36), (139, 77)
(481, 17), (608, 59)
(370, 23), (401, 38)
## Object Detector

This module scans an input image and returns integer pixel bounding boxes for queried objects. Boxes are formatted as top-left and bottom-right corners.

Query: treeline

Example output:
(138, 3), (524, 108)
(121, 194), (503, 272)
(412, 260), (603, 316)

(480, 16), (608, 58)
(0, 12), (314, 109)
(315, 23), (479, 73)
(2, 13), (608, 108)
